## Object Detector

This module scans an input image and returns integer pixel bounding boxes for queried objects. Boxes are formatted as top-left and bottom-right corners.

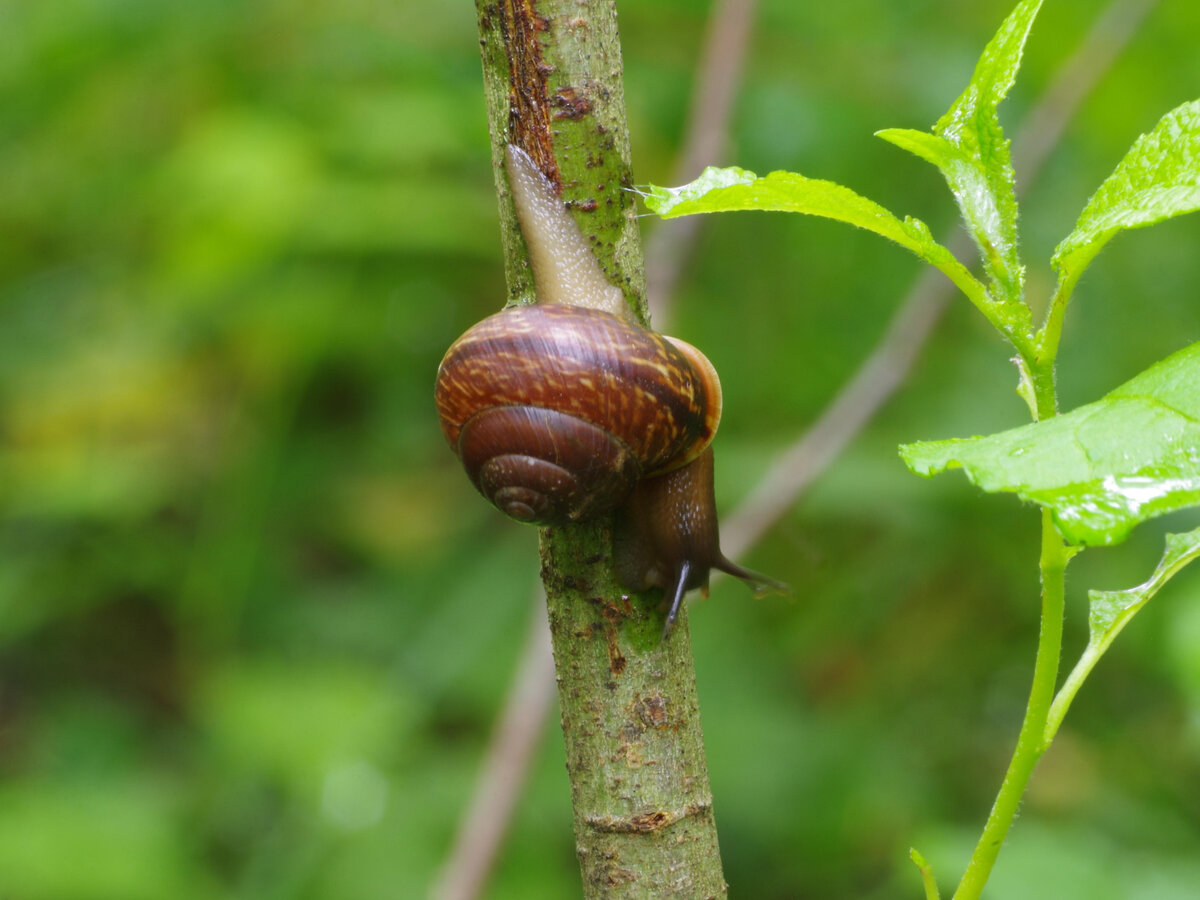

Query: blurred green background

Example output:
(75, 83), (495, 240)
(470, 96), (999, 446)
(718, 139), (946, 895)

(3, 1), (1200, 897)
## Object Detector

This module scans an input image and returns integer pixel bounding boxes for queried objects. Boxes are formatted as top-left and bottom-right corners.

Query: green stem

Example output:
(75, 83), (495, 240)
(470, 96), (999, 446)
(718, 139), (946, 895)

(1027, 356), (1058, 420)
(1044, 643), (1099, 747)
(1034, 264), (1085, 370)
(952, 508), (1070, 900)
(912, 848), (942, 900)
(950, 276), (1075, 898)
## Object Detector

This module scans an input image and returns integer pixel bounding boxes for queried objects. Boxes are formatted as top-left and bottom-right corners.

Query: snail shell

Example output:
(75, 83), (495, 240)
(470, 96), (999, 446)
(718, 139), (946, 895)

(434, 303), (721, 526)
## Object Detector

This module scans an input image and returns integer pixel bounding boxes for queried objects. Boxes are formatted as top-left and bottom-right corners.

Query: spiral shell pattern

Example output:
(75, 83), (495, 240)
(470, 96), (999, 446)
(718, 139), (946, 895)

(434, 304), (722, 525)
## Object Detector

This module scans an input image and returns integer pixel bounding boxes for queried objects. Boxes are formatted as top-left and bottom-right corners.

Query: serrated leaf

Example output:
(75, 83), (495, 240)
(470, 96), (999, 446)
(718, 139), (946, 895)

(900, 342), (1200, 546)
(1053, 99), (1200, 283)
(1088, 528), (1200, 647)
(879, 0), (1042, 304)
(1046, 527), (1200, 744)
(643, 167), (997, 324)
(935, 0), (1041, 144)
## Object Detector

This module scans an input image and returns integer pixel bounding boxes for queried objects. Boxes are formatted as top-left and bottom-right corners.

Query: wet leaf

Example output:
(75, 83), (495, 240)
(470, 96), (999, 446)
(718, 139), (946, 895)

(878, 0), (1042, 303)
(1054, 99), (1200, 287)
(643, 167), (995, 322)
(901, 342), (1200, 545)
(1047, 527), (1200, 741)
(1088, 528), (1200, 648)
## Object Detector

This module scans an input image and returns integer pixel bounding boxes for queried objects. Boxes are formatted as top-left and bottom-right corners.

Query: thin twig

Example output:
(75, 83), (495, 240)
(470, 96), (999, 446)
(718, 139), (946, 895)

(647, 0), (759, 324)
(428, 593), (555, 900)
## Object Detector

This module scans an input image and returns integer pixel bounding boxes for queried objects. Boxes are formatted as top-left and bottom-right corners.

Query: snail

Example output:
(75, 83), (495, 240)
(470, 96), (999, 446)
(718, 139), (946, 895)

(435, 144), (783, 635)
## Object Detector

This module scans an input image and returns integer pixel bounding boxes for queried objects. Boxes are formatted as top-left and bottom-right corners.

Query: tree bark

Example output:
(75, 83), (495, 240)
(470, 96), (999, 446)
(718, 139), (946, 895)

(473, 1), (727, 896)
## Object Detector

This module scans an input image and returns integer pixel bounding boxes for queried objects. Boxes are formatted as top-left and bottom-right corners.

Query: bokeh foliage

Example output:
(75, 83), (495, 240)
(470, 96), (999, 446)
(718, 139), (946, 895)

(1, 1), (1199, 897)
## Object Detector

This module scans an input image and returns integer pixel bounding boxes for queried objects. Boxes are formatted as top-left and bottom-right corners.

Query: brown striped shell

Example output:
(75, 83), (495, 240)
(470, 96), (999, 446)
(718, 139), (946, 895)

(434, 303), (722, 526)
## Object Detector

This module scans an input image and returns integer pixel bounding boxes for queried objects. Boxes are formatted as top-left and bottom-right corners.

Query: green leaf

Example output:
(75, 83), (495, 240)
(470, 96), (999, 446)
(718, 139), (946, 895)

(1052, 99), (1200, 284)
(643, 167), (997, 327)
(900, 341), (1200, 546)
(1088, 528), (1200, 647)
(878, 0), (1041, 304)
(1046, 527), (1200, 743)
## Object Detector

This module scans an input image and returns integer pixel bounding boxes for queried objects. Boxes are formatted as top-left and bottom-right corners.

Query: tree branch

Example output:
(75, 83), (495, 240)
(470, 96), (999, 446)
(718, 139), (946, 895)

(432, 1), (760, 894)
(646, 0), (759, 324)
(470, 1), (727, 896)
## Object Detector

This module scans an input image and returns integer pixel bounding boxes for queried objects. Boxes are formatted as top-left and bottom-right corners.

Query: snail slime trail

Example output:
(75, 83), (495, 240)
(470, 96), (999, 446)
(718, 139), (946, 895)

(434, 144), (785, 637)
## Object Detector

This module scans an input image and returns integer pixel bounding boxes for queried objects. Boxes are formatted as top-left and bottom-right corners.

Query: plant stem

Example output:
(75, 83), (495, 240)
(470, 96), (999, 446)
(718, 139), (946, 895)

(952, 507), (1070, 900)
(1034, 267), (1082, 373)
(912, 848), (942, 900)
(1043, 641), (1100, 747)
(1026, 355), (1059, 420)
(474, 2), (727, 895)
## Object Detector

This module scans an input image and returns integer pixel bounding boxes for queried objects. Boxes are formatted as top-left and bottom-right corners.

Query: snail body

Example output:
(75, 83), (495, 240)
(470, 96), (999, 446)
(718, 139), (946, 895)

(434, 144), (782, 634)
